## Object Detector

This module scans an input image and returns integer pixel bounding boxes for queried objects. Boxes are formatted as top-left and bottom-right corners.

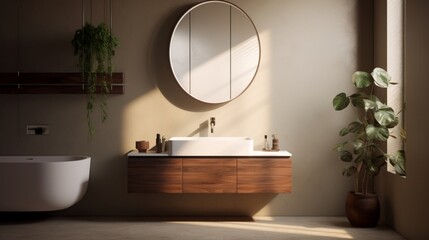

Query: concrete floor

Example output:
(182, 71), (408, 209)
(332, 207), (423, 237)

(0, 216), (405, 240)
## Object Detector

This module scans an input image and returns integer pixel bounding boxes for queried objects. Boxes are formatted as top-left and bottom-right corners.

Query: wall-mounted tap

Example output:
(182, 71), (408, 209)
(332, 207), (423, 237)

(210, 117), (216, 133)
(26, 124), (50, 135)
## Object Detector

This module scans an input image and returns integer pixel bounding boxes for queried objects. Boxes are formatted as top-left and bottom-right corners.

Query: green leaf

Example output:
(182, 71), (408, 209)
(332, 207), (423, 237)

(343, 166), (357, 177)
(387, 154), (396, 165)
(372, 67), (391, 88)
(374, 107), (396, 126)
(369, 156), (386, 176)
(387, 116), (399, 128)
(353, 146), (363, 155)
(395, 164), (406, 176)
(352, 139), (364, 150)
(354, 151), (366, 163)
(372, 155), (387, 173)
(370, 95), (382, 104)
(340, 151), (353, 162)
(398, 150), (406, 159)
(333, 93), (350, 110)
(393, 150), (406, 175)
(363, 99), (377, 111)
(333, 141), (348, 152)
(350, 93), (366, 108)
(352, 71), (372, 88)
(367, 163), (379, 174)
(366, 125), (389, 141)
(339, 127), (350, 136)
(348, 121), (363, 133)
(373, 97), (385, 110)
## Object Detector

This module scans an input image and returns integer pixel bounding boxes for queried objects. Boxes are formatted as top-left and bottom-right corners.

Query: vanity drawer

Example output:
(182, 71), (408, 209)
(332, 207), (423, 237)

(128, 158), (182, 193)
(183, 158), (237, 193)
(237, 158), (292, 193)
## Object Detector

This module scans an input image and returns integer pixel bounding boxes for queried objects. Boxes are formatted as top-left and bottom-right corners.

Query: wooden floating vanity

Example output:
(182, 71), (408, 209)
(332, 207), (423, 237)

(127, 151), (292, 193)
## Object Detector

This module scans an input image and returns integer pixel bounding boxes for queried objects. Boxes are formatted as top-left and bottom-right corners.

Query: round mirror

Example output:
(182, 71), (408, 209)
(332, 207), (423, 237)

(169, 1), (260, 104)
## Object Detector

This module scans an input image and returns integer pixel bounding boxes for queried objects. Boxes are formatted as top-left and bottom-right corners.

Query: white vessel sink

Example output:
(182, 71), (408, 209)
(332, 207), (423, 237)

(168, 137), (253, 156)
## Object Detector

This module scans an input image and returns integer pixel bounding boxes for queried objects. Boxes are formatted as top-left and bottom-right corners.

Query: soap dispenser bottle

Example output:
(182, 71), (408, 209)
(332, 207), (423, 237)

(156, 134), (162, 153)
(272, 134), (279, 151)
(161, 135), (167, 152)
(264, 135), (270, 151)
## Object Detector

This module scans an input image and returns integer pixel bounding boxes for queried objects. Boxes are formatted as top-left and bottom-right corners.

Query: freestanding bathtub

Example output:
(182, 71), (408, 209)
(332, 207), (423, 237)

(0, 156), (90, 212)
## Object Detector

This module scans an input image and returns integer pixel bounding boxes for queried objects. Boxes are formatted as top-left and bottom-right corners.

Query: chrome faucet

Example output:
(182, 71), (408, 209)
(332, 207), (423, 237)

(210, 117), (216, 133)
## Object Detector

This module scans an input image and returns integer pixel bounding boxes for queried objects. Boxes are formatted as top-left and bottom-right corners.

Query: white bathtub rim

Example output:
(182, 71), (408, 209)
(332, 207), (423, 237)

(0, 156), (90, 163)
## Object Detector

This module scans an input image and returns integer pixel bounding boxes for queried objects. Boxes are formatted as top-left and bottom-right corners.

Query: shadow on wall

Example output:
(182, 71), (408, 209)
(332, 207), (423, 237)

(147, 3), (225, 112)
(356, 0), (375, 71)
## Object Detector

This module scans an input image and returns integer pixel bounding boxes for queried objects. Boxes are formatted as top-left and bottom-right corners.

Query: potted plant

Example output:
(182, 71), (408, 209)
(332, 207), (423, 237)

(72, 22), (119, 136)
(332, 67), (406, 227)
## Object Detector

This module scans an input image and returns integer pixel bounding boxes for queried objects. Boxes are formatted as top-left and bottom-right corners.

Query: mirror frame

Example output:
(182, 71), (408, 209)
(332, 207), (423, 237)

(169, 0), (261, 104)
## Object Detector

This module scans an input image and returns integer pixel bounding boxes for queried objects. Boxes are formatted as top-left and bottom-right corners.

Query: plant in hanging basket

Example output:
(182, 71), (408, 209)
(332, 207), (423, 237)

(72, 22), (119, 136)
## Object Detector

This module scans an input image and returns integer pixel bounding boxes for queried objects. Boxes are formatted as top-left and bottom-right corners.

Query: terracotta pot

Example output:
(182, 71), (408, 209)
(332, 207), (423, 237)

(345, 191), (380, 227)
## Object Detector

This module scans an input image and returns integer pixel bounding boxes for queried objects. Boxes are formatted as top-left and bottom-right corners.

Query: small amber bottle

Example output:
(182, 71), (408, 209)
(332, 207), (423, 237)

(156, 134), (162, 153)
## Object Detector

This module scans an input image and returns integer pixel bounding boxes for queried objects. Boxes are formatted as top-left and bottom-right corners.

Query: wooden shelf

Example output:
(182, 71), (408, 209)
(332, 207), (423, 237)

(0, 72), (124, 94)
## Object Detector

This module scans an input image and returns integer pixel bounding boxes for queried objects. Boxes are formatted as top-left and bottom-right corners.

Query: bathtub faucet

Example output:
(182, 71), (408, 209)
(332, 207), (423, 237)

(29, 127), (45, 135)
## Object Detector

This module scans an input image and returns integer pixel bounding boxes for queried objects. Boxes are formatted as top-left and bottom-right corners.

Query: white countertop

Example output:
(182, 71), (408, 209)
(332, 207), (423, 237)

(248, 150), (292, 157)
(127, 151), (169, 157)
(127, 150), (292, 158)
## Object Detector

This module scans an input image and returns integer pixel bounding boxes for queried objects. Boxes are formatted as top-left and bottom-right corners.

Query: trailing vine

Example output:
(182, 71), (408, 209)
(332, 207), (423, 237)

(72, 23), (119, 137)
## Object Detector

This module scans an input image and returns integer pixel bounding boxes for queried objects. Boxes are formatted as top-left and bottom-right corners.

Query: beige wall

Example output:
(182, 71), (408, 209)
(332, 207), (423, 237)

(0, 0), (373, 216)
(376, 0), (429, 239)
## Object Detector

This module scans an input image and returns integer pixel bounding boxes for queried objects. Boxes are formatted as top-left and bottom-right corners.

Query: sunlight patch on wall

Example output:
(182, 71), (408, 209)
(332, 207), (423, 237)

(217, 29), (272, 149)
(121, 89), (161, 153)
(387, 0), (405, 174)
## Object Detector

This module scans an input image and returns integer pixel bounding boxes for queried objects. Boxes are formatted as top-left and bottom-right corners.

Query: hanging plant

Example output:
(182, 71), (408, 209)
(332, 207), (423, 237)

(72, 22), (119, 136)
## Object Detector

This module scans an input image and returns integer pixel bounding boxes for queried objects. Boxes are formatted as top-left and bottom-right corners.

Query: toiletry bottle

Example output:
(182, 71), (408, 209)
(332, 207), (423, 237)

(161, 135), (166, 152)
(272, 134), (279, 151)
(264, 135), (270, 151)
(156, 134), (162, 153)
